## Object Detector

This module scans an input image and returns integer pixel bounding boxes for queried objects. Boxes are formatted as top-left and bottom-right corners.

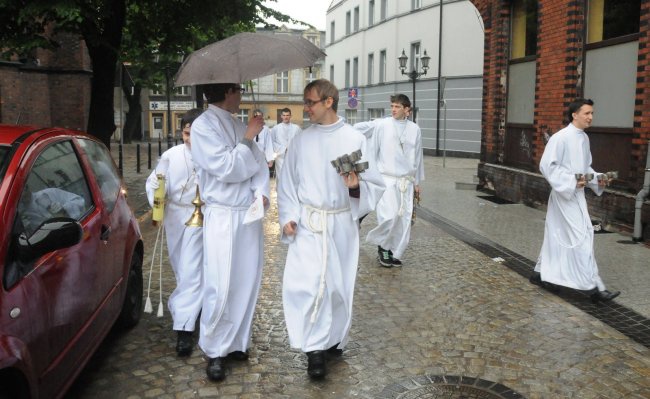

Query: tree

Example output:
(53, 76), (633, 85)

(0, 0), (300, 147)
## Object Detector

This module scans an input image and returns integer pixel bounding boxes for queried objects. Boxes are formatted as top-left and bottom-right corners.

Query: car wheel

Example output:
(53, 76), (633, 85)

(116, 250), (143, 329)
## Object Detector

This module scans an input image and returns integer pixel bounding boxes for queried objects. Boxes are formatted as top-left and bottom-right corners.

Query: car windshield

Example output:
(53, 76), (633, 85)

(0, 146), (10, 183)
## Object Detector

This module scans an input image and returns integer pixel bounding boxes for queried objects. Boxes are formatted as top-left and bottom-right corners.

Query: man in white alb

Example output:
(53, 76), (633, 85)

(530, 98), (620, 304)
(354, 94), (424, 267)
(190, 83), (269, 382)
(277, 79), (384, 379)
(252, 109), (275, 171)
(271, 107), (301, 178)
(146, 108), (204, 357)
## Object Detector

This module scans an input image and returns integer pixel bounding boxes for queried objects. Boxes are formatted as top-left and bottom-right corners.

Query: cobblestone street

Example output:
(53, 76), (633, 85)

(66, 144), (650, 399)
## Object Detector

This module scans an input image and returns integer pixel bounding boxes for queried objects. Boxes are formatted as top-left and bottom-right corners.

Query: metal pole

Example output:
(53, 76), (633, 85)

(166, 69), (173, 149)
(412, 75), (417, 123)
(148, 142), (152, 169)
(442, 100), (447, 168)
(119, 62), (123, 147)
(435, 0), (444, 156)
(136, 144), (141, 174)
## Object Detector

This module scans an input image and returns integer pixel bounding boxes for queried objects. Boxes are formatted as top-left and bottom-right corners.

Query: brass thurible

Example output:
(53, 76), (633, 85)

(152, 174), (166, 226)
(185, 185), (205, 227)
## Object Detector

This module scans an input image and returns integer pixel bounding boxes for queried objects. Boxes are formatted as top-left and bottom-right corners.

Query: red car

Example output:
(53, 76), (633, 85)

(0, 125), (144, 398)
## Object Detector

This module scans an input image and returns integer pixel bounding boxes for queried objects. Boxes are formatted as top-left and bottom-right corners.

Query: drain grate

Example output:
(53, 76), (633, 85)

(378, 375), (525, 399)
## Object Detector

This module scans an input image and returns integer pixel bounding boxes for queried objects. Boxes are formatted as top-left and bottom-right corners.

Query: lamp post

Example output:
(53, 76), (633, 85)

(398, 49), (431, 123)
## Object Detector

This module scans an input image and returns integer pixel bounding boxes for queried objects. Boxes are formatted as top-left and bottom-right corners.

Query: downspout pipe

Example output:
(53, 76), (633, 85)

(633, 140), (650, 242)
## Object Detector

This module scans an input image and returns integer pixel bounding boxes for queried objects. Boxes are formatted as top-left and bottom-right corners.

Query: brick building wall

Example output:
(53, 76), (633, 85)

(470, 0), (650, 235)
(0, 32), (92, 131)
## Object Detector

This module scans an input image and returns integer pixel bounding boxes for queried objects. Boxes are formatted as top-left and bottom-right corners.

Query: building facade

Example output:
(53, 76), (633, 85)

(0, 33), (91, 130)
(470, 0), (650, 234)
(326, 0), (485, 156)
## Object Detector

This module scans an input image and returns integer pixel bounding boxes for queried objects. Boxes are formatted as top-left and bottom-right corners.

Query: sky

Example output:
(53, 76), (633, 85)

(262, 0), (331, 31)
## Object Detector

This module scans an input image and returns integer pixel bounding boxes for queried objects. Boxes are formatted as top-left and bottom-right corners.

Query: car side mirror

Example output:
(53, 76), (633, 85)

(18, 217), (83, 262)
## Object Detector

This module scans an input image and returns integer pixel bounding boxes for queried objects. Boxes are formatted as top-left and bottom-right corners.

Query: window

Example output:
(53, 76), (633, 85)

(345, 59), (351, 88)
(410, 42), (421, 71)
(369, 0), (375, 26)
(174, 86), (191, 96)
(381, 0), (387, 20)
(17, 141), (93, 236)
(354, 7), (360, 32)
(367, 53), (374, 85)
(78, 139), (121, 212)
(412, 0), (421, 10)
(330, 21), (336, 43)
(353, 57), (359, 87)
(151, 87), (163, 96)
(379, 50), (386, 83)
(304, 67), (319, 86)
(346, 11), (351, 35)
(276, 71), (289, 93)
(236, 109), (249, 124)
(369, 108), (385, 120)
(345, 109), (358, 124)
(587, 0), (640, 44)
(330, 64), (335, 83)
(510, 0), (538, 59)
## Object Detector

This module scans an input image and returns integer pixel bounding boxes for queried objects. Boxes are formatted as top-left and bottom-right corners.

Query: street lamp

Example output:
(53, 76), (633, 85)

(398, 49), (431, 123)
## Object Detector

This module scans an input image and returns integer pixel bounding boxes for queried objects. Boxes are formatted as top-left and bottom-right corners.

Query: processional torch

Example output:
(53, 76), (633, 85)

(152, 174), (166, 226)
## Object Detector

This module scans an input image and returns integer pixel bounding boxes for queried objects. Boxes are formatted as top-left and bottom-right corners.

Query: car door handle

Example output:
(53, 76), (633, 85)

(100, 225), (111, 242)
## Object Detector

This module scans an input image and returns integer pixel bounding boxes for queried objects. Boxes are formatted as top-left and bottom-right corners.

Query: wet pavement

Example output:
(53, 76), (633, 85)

(66, 143), (650, 399)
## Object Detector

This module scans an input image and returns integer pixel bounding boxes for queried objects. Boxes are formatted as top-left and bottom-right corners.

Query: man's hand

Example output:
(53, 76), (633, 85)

(283, 221), (297, 236)
(244, 115), (264, 140)
(576, 176), (587, 188)
(341, 171), (359, 189)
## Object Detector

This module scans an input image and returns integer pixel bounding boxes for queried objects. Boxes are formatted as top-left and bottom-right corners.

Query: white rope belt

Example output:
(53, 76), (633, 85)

(382, 173), (415, 217)
(205, 202), (248, 211)
(303, 204), (350, 323)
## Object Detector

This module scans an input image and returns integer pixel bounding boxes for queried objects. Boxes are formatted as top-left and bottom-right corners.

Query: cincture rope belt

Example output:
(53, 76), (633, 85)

(304, 204), (350, 323)
(382, 173), (415, 217)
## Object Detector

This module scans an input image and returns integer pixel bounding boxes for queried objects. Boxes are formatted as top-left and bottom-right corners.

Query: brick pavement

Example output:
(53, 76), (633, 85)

(65, 143), (650, 398)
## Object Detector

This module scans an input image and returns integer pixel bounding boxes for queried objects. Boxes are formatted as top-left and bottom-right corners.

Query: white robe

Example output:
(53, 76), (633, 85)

(535, 123), (606, 291)
(271, 122), (301, 177)
(354, 117), (424, 259)
(277, 117), (385, 352)
(254, 125), (275, 163)
(190, 104), (270, 358)
(145, 144), (203, 331)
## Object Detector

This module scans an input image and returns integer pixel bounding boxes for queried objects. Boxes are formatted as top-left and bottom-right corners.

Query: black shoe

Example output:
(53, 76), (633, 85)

(206, 357), (226, 381)
(591, 290), (621, 303)
(326, 343), (343, 357)
(387, 250), (402, 267)
(228, 350), (249, 361)
(175, 331), (193, 357)
(529, 272), (560, 292)
(306, 350), (327, 379)
(378, 246), (393, 267)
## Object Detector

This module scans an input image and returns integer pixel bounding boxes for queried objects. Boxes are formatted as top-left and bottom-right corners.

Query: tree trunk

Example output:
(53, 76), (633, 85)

(123, 84), (142, 143)
(86, 46), (118, 149)
(82, 0), (126, 150)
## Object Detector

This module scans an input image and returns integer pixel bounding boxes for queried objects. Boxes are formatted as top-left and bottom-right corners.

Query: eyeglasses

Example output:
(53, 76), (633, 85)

(233, 86), (246, 94)
(303, 97), (326, 107)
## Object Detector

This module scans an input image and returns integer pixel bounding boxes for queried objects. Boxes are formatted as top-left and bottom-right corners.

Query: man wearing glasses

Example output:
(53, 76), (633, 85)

(190, 83), (269, 382)
(277, 79), (385, 379)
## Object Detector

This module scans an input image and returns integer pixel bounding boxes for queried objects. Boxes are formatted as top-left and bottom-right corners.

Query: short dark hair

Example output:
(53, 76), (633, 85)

(390, 94), (411, 109)
(201, 83), (240, 103)
(181, 108), (203, 127)
(567, 98), (594, 122)
(304, 79), (340, 112)
(281, 108), (291, 115)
